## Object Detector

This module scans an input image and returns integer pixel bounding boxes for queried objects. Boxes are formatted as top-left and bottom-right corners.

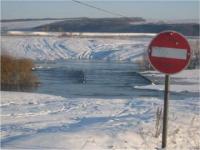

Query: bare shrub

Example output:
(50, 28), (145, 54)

(138, 127), (150, 147)
(189, 39), (200, 69)
(155, 107), (163, 138)
(1, 55), (38, 91)
(187, 116), (200, 150)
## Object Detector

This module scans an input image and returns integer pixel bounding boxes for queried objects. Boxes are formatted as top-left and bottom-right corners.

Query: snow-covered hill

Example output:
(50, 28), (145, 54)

(1, 36), (150, 62)
(1, 20), (64, 31)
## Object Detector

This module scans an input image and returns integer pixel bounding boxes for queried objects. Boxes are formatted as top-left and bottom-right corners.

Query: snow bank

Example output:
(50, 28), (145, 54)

(135, 84), (199, 93)
(6, 31), (156, 37)
(1, 91), (199, 149)
(135, 69), (200, 93)
(0, 91), (66, 107)
(1, 36), (149, 61)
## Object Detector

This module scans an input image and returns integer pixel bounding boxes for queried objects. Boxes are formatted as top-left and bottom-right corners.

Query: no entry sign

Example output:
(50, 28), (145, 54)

(147, 31), (192, 148)
(148, 31), (191, 74)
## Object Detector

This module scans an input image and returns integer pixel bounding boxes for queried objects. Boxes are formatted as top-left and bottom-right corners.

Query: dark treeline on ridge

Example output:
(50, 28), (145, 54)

(32, 18), (199, 36)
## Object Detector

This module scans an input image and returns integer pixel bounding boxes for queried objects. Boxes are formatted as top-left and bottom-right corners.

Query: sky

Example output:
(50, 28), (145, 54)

(1, 0), (199, 21)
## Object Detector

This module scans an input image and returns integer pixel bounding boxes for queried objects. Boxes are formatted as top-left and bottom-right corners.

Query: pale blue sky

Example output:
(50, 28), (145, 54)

(1, 1), (199, 20)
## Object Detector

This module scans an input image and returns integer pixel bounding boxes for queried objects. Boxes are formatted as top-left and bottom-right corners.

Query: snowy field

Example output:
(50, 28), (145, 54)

(1, 35), (200, 149)
(1, 36), (149, 62)
(135, 69), (200, 93)
(1, 69), (200, 149)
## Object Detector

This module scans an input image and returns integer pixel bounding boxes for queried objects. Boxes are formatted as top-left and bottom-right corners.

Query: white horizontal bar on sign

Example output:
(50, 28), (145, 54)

(151, 46), (187, 60)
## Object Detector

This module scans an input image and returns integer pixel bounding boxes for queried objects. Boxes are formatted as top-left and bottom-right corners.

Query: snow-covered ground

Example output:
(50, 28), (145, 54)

(1, 35), (199, 149)
(1, 69), (200, 149)
(6, 31), (156, 37)
(135, 69), (200, 93)
(1, 36), (149, 62)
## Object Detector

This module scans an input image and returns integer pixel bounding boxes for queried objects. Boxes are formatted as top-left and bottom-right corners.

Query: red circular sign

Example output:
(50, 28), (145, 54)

(148, 31), (192, 74)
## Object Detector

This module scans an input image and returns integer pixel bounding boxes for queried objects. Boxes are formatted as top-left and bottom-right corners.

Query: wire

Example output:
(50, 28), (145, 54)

(71, 0), (127, 18)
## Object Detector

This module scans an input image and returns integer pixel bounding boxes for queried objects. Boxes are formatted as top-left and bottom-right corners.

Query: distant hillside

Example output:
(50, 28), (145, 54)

(32, 18), (199, 36)
(33, 17), (144, 31)
(1, 18), (67, 22)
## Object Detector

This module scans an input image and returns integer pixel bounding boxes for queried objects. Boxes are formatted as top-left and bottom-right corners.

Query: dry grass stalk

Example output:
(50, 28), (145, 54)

(1, 55), (38, 90)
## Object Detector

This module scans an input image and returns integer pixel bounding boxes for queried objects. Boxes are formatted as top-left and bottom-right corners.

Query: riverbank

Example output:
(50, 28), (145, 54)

(1, 69), (199, 149)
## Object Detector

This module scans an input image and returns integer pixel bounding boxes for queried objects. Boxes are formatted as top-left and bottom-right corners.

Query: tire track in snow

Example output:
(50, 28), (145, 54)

(2, 36), (150, 61)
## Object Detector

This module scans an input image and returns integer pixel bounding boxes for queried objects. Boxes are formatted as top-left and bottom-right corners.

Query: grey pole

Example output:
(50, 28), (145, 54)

(162, 74), (170, 148)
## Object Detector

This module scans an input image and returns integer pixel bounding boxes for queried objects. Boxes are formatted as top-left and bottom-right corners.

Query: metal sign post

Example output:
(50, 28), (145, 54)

(162, 75), (170, 148)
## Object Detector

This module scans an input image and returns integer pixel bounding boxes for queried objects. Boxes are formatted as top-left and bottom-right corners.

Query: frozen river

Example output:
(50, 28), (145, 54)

(33, 60), (155, 98)
(32, 60), (198, 100)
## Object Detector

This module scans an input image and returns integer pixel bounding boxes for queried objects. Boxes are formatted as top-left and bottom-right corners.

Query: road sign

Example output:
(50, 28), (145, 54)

(147, 31), (192, 149)
(148, 31), (191, 74)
